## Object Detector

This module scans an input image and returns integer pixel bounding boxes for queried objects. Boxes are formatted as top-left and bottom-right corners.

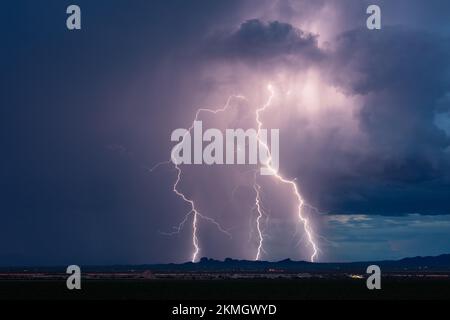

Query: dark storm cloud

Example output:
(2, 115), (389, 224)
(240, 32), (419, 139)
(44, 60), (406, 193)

(331, 27), (450, 96)
(206, 19), (324, 62)
(203, 19), (450, 215)
(314, 26), (450, 214)
(2, 0), (450, 266)
(334, 26), (450, 157)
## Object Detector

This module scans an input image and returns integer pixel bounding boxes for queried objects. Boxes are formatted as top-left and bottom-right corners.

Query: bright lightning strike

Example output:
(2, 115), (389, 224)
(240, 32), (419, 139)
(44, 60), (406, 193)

(253, 178), (265, 260)
(151, 86), (319, 263)
(153, 95), (244, 263)
(254, 84), (319, 262)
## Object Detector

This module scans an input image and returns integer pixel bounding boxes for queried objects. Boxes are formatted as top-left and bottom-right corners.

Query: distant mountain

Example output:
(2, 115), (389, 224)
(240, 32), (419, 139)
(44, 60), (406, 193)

(135, 254), (450, 273)
(2, 254), (450, 273)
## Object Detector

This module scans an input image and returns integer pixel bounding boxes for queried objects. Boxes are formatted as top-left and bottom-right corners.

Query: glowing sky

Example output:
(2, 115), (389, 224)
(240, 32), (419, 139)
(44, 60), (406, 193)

(1, 0), (450, 265)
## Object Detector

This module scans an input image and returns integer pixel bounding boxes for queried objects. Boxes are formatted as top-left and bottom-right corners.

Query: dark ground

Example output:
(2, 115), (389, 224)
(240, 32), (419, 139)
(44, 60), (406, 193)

(1, 278), (450, 300)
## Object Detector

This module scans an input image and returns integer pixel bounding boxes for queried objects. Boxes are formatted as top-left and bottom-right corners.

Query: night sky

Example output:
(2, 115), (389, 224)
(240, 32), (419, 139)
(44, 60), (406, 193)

(1, 0), (450, 266)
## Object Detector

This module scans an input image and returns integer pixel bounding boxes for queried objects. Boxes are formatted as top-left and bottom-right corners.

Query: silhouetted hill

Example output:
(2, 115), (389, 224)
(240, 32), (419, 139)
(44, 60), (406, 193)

(2, 254), (449, 273)
(139, 254), (450, 273)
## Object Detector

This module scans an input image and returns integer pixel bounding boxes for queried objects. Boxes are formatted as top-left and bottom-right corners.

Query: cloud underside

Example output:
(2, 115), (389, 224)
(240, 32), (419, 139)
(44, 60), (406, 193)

(205, 19), (450, 214)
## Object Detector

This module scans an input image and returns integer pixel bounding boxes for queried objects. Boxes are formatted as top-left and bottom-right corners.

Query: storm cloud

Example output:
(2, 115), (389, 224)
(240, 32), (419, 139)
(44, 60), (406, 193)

(319, 26), (450, 214)
(206, 19), (324, 63)
(2, 0), (450, 265)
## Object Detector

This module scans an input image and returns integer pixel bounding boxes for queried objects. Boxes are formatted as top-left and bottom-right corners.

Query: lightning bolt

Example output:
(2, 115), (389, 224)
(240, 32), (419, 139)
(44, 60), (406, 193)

(253, 84), (319, 262)
(151, 86), (319, 263)
(153, 95), (245, 263)
(253, 177), (266, 260)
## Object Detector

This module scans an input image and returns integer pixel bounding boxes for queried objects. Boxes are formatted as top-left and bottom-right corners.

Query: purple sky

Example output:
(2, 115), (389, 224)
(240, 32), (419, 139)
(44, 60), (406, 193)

(1, 0), (450, 265)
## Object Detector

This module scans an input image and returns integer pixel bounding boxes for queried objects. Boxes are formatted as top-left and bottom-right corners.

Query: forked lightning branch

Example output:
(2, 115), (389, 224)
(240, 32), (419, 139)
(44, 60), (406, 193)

(151, 86), (319, 263)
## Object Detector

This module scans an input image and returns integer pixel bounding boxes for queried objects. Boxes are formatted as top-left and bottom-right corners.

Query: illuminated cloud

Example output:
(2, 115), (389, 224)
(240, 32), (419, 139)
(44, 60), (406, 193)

(2, 0), (450, 265)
